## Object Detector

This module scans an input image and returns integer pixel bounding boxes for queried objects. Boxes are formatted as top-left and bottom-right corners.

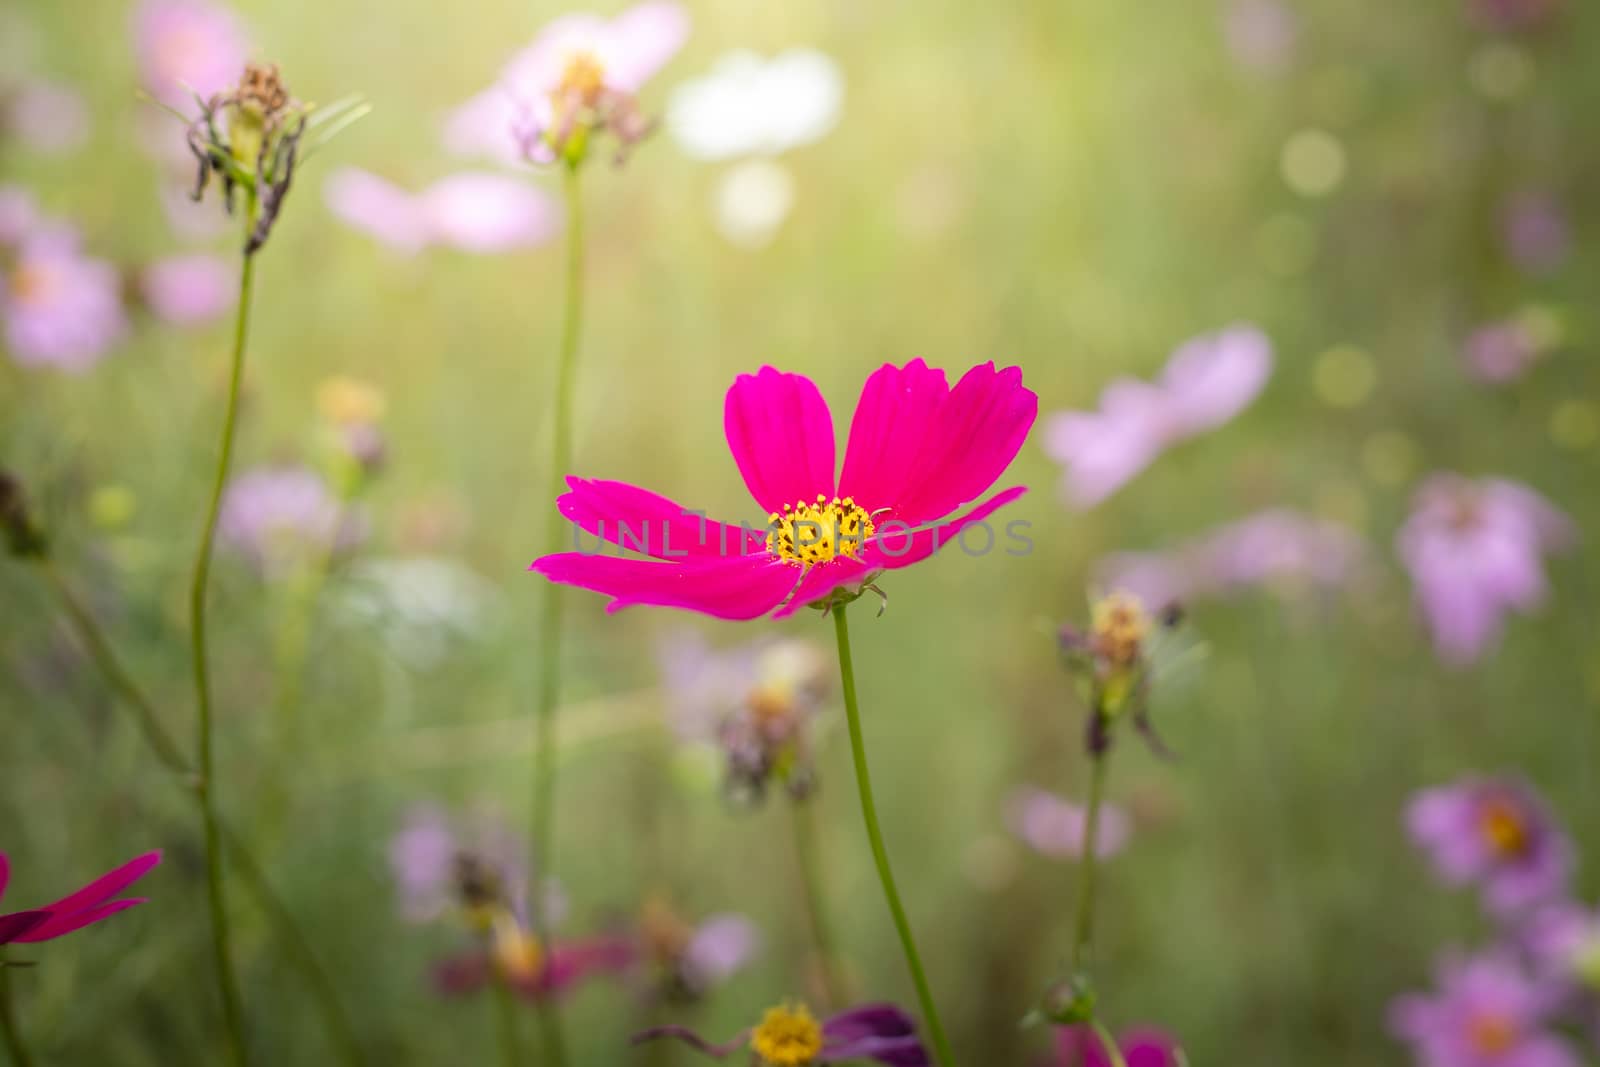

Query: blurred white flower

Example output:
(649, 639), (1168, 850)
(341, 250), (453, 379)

(667, 49), (843, 161)
(712, 159), (795, 248)
(338, 556), (504, 665)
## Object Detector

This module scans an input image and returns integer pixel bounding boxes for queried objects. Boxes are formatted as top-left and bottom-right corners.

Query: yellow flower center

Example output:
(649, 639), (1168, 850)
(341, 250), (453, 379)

(1479, 796), (1529, 857)
(1091, 591), (1150, 667)
(750, 1002), (824, 1067)
(767, 495), (875, 566)
(490, 913), (544, 983)
(1466, 1010), (1517, 1056)
(8, 263), (59, 307)
(556, 51), (607, 106)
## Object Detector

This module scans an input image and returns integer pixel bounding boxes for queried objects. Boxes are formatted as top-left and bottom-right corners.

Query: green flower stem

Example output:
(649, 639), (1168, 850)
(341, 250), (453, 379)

(831, 605), (957, 1067)
(529, 157), (585, 1067)
(1088, 1018), (1130, 1067)
(0, 958), (34, 1067)
(491, 972), (523, 1067)
(32, 556), (364, 1066)
(187, 204), (259, 1067)
(789, 796), (847, 1010)
(1070, 736), (1111, 974)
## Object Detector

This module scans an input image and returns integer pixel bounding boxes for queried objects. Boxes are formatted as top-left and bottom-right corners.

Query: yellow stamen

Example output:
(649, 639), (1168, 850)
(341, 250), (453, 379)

(556, 51), (606, 106)
(750, 1002), (824, 1067)
(8, 264), (59, 307)
(1090, 591), (1150, 668)
(766, 495), (875, 566)
(490, 913), (544, 983)
(1466, 1011), (1517, 1056)
(1479, 796), (1529, 857)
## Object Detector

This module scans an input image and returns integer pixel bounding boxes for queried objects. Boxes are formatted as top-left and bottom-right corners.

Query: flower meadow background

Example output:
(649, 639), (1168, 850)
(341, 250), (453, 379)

(2, 0), (1599, 1064)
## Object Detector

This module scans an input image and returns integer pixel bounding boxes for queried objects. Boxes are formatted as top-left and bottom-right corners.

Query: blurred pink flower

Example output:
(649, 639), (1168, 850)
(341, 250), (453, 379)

(1397, 475), (1575, 665)
(1056, 1024), (1182, 1067)
(445, 1), (689, 166)
(0, 185), (37, 246)
(2, 226), (128, 372)
(636, 897), (761, 999)
(4, 80), (90, 155)
(1523, 902), (1600, 994)
(323, 168), (560, 255)
(1470, 0), (1562, 32)
(1465, 320), (1540, 384)
(218, 465), (364, 575)
(1224, 0), (1298, 74)
(0, 851), (162, 944)
(133, 0), (248, 108)
(1007, 786), (1131, 861)
(1503, 192), (1569, 276)
(1391, 952), (1577, 1067)
(139, 253), (237, 325)
(389, 803), (545, 925)
(1043, 325), (1272, 508)
(1407, 777), (1571, 916)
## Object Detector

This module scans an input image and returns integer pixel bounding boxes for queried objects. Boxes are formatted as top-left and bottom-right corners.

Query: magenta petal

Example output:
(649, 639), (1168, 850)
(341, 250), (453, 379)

(0, 853), (8, 902)
(724, 366), (836, 515)
(532, 552), (801, 620)
(530, 935), (637, 997)
(890, 363), (1037, 527)
(557, 478), (764, 559)
(36, 851), (161, 917)
(0, 911), (49, 944)
(15, 898), (145, 943)
(838, 359), (950, 514)
(769, 558), (871, 620)
(865, 486), (1028, 572)
(432, 951), (491, 996)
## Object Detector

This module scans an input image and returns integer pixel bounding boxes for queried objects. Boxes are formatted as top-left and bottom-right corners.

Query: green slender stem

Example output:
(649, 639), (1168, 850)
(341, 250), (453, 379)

(490, 973), (523, 1067)
(187, 220), (258, 1067)
(529, 157), (585, 1067)
(1069, 741), (1110, 974)
(1088, 1018), (1129, 1067)
(831, 605), (957, 1067)
(33, 557), (365, 1065)
(0, 960), (34, 1067)
(789, 797), (847, 1010)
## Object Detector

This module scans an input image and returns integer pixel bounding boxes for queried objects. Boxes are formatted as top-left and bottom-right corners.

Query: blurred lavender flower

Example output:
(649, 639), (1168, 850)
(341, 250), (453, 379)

(1224, 0), (1298, 75)
(659, 630), (830, 803)
(323, 168), (560, 255)
(1007, 786), (1131, 861)
(2, 226), (128, 371)
(446, 1), (689, 167)
(1390, 952), (1577, 1067)
(1098, 509), (1366, 611)
(3, 80), (89, 155)
(1407, 777), (1571, 916)
(1470, 0), (1563, 33)
(1523, 903), (1600, 997)
(1465, 320), (1541, 385)
(138, 252), (237, 326)
(1397, 475), (1575, 665)
(134, 0), (248, 108)
(217, 465), (364, 576)
(1043, 325), (1272, 507)
(667, 50), (843, 161)
(1502, 191), (1569, 275)
(1055, 1024), (1183, 1067)
(637, 895), (761, 1000)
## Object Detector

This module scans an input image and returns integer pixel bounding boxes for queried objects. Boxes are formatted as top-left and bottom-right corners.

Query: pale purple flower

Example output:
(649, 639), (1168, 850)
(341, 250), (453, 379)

(1007, 786), (1131, 861)
(1523, 903), (1600, 993)
(1043, 325), (1272, 507)
(323, 168), (560, 255)
(388, 802), (554, 926)
(680, 914), (760, 993)
(217, 465), (363, 575)
(134, 0), (248, 108)
(139, 253), (236, 326)
(1503, 192), (1569, 275)
(1097, 509), (1366, 610)
(1470, 0), (1562, 33)
(1224, 0), (1298, 75)
(445, 1), (689, 166)
(1390, 952), (1577, 1067)
(1407, 777), (1572, 916)
(1397, 475), (1575, 665)
(2, 226), (127, 372)
(1466, 321), (1540, 384)
(4, 80), (89, 155)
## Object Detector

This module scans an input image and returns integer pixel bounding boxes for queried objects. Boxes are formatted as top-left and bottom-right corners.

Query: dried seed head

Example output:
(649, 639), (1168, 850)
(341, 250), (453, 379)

(0, 470), (47, 558)
(237, 63), (290, 119)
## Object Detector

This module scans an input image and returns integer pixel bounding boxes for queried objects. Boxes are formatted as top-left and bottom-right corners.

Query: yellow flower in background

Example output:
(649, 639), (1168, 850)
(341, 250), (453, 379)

(316, 375), (386, 426)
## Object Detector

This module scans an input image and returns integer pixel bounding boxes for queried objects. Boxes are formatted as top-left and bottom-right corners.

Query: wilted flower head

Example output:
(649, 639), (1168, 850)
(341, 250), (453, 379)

(2, 225), (127, 371)
(135, 0), (248, 108)
(1407, 776), (1571, 916)
(1390, 952), (1577, 1067)
(446, 1), (689, 168)
(635, 1000), (929, 1066)
(138, 252), (237, 326)
(1007, 787), (1131, 861)
(1060, 590), (1185, 756)
(323, 168), (560, 255)
(637, 895), (761, 1000)
(661, 631), (830, 802)
(0, 850), (162, 945)
(1054, 1024), (1182, 1067)
(667, 49), (843, 161)
(3, 79), (90, 155)
(1397, 475), (1575, 665)
(1043, 325), (1271, 508)
(218, 465), (362, 576)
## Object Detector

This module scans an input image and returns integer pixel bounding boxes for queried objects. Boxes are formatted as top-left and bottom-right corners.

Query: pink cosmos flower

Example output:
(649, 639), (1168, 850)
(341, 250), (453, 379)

(133, 0), (248, 108)
(1390, 953), (1578, 1067)
(139, 253), (237, 326)
(1465, 321), (1540, 384)
(4, 80), (90, 156)
(1007, 787), (1131, 861)
(1054, 1025), (1182, 1067)
(323, 168), (560, 255)
(1043, 325), (1271, 508)
(0, 851), (162, 944)
(445, 1), (689, 166)
(1407, 777), (1571, 916)
(218, 465), (365, 576)
(2, 226), (128, 372)
(530, 361), (1037, 620)
(1397, 475), (1575, 666)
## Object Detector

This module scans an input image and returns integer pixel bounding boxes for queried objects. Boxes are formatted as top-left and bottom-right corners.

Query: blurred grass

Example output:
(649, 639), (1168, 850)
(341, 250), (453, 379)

(3, 0), (1599, 1063)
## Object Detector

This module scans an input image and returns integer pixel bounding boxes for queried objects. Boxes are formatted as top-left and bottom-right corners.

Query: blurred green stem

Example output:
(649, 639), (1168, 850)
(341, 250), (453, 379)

(1069, 737), (1110, 974)
(0, 959), (34, 1067)
(790, 796), (847, 1010)
(831, 605), (957, 1067)
(530, 158), (585, 1067)
(31, 557), (365, 1066)
(187, 206), (258, 1067)
(1088, 1018), (1129, 1067)
(490, 973), (523, 1067)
